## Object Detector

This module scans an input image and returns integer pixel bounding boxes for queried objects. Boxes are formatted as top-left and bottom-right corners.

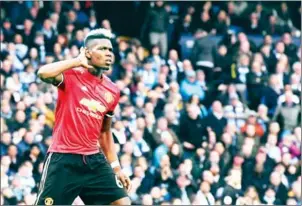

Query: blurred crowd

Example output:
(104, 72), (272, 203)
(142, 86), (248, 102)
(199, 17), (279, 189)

(1, 1), (301, 205)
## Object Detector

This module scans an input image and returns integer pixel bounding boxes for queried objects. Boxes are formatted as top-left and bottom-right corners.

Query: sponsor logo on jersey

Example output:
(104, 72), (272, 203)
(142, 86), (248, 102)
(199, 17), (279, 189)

(80, 98), (106, 113)
(104, 92), (113, 103)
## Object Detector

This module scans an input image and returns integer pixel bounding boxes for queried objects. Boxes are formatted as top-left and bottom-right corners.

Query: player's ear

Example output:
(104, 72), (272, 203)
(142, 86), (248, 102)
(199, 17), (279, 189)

(85, 47), (92, 59)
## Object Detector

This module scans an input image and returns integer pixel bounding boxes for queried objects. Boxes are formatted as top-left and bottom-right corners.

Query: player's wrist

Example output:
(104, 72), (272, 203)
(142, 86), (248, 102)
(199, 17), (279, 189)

(111, 160), (121, 173)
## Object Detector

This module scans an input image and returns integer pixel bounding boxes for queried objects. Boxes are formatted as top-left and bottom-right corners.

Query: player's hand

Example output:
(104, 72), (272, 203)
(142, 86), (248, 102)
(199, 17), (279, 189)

(115, 169), (132, 193)
(77, 47), (94, 69)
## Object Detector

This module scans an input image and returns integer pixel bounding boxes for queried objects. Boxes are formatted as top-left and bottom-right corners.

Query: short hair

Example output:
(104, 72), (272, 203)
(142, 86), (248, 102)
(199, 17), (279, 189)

(84, 28), (113, 47)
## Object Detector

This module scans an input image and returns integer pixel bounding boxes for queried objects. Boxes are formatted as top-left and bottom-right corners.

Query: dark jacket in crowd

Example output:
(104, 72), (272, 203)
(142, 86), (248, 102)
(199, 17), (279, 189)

(203, 113), (227, 141)
(142, 5), (169, 33)
(261, 86), (281, 116)
(179, 113), (207, 149)
(246, 71), (268, 110)
(191, 34), (216, 67)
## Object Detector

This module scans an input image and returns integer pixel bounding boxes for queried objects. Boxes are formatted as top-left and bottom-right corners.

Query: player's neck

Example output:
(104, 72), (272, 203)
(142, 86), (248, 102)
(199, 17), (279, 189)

(88, 67), (104, 79)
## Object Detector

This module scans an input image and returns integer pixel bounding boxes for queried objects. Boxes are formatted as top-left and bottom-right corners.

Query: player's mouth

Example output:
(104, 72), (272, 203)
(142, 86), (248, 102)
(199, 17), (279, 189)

(105, 59), (112, 63)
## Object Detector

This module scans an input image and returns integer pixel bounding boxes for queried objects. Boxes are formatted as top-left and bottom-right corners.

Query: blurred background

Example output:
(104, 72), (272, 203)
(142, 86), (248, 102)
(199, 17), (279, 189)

(0, 1), (301, 205)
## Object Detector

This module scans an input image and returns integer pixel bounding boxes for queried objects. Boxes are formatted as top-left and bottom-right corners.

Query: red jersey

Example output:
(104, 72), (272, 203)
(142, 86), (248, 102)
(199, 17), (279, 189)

(48, 67), (120, 155)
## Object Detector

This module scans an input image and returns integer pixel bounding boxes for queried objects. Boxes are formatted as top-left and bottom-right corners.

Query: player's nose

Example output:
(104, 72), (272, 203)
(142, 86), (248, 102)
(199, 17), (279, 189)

(105, 50), (112, 56)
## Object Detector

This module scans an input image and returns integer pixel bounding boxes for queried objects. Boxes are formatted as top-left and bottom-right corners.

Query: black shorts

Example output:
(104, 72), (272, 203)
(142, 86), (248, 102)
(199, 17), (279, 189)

(34, 152), (128, 205)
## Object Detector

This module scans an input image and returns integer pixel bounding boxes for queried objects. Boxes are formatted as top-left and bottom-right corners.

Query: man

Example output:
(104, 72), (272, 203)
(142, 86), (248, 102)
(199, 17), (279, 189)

(34, 28), (131, 205)
(141, 0), (169, 57)
(190, 29), (216, 82)
(203, 100), (227, 140)
(273, 91), (300, 136)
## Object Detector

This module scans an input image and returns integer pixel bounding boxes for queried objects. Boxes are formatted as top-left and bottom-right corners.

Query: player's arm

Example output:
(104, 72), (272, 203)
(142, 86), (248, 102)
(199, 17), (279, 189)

(37, 47), (93, 86)
(99, 114), (131, 191)
(37, 58), (81, 85)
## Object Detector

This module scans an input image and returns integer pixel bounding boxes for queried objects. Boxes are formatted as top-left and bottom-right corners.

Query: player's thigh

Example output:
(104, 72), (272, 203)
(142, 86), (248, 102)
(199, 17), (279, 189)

(80, 173), (129, 205)
(34, 153), (81, 205)
(111, 196), (131, 205)
(79, 154), (129, 205)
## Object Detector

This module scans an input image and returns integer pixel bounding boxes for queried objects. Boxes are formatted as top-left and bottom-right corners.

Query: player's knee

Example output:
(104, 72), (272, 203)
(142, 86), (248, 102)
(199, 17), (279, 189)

(111, 196), (131, 205)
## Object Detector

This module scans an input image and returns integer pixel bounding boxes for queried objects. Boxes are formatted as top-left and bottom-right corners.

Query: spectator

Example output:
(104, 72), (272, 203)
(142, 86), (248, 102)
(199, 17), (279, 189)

(7, 144), (20, 173)
(153, 131), (174, 167)
(179, 104), (205, 156)
(70, 30), (84, 49)
(41, 19), (57, 53)
(224, 95), (249, 129)
(214, 10), (230, 35)
(275, 3), (295, 33)
(282, 33), (298, 63)
(275, 61), (290, 90)
(191, 29), (216, 82)
(141, 1), (169, 57)
(193, 10), (213, 33)
(87, 12), (99, 30)
(253, 3), (268, 25)
(194, 181), (215, 205)
(203, 101), (227, 140)
(217, 169), (243, 205)
(243, 186), (261, 205)
(261, 74), (282, 117)
(273, 91), (301, 135)
(180, 70), (205, 102)
(101, 19), (117, 42)
(72, 1), (89, 27)
(214, 44), (231, 82)
(246, 61), (268, 110)
(246, 12), (262, 34)
(131, 130), (151, 158)
(2, 18), (15, 42)
(264, 15), (285, 36)
(175, 14), (194, 43)
(147, 45), (166, 72)
(217, 83), (243, 106)
(167, 49), (184, 83)
(14, 34), (28, 60)
(169, 175), (197, 204)
(262, 186), (282, 204)
(0, 132), (12, 156)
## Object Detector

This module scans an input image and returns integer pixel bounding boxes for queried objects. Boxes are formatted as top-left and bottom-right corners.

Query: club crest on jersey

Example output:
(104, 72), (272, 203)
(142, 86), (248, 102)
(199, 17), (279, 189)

(104, 92), (113, 103)
(80, 98), (106, 113)
(44, 197), (54, 205)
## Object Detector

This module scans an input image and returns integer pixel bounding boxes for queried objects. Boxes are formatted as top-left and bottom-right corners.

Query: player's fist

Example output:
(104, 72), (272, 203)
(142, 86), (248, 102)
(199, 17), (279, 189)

(76, 47), (94, 69)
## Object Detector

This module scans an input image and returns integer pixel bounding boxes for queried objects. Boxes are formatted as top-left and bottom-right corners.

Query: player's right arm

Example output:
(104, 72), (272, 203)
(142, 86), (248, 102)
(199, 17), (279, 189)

(37, 58), (81, 85)
(37, 47), (93, 86)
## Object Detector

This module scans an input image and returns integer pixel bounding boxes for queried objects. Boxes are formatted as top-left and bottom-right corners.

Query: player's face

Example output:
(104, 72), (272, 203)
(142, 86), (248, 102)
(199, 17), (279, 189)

(89, 39), (113, 70)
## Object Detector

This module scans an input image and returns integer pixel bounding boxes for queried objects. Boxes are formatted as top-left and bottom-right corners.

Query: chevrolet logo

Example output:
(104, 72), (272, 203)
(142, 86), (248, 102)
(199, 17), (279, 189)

(80, 98), (106, 113)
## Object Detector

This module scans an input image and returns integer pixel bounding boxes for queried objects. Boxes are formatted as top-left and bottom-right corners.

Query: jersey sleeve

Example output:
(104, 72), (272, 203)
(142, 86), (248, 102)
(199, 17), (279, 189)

(57, 69), (76, 90)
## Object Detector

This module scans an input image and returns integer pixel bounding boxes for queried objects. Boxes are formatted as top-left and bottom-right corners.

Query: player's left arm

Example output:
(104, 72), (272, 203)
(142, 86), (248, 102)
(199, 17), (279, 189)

(99, 114), (131, 192)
